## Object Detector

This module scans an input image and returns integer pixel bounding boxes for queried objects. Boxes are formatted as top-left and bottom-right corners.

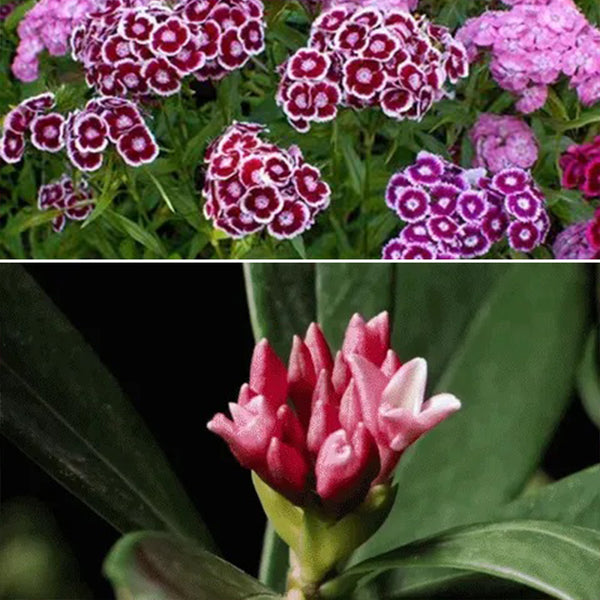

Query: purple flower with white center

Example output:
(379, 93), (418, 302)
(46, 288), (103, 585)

(482, 207), (509, 243)
(403, 242), (436, 260)
(457, 190), (488, 222)
(407, 152), (445, 185)
(426, 215), (459, 242)
(395, 187), (430, 222)
(430, 183), (460, 216)
(381, 238), (405, 259)
(507, 220), (540, 252)
(400, 222), (432, 244)
(459, 224), (492, 258)
(505, 190), (542, 221)
(492, 168), (529, 194)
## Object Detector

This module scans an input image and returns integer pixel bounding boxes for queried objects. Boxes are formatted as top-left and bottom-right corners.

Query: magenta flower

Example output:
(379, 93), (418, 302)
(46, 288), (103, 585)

(208, 312), (460, 513)
(202, 122), (330, 240)
(553, 219), (600, 259)
(559, 137), (600, 199)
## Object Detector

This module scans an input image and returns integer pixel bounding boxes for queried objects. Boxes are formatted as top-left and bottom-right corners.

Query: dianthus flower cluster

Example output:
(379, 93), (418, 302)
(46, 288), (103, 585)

(470, 113), (538, 173)
(0, 93), (158, 170)
(11, 0), (97, 83)
(38, 175), (95, 233)
(382, 151), (550, 259)
(276, 6), (469, 132)
(208, 312), (460, 513)
(559, 136), (600, 198)
(71, 0), (265, 98)
(553, 210), (600, 259)
(202, 122), (331, 240)
(456, 0), (600, 113)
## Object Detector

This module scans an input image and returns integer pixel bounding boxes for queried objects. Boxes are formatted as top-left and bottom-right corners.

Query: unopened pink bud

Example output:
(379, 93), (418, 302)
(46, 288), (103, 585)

(288, 336), (317, 427)
(266, 437), (310, 499)
(305, 323), (333, 376)
(250, 339), (288, 411)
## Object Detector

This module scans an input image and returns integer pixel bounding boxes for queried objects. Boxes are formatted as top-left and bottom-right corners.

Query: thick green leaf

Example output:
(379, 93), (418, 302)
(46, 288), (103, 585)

(382, 465), (600, 598)
(355, 265), (591, 562)
(578, 330), (600, 429)
(0, 266), (214, 548)
(323, 521), (600, 600)
(105, 532), (279, 600)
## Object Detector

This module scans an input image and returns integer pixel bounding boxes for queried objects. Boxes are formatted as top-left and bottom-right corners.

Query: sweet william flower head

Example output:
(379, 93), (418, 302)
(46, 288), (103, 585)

(207, 311), (460, 516)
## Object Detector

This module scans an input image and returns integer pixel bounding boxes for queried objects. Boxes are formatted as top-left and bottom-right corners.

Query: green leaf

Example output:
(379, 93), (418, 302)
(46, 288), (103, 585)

(144, 169), (175, 213)
(0, 266), (214, 548)
(322, 521), (600, 600)
(355, 265), (591, 562)
(3, 0), (35, 31)
(105, 532), (279, 600)
(577, 330), (600, 429)
(104, 210), (167, 257)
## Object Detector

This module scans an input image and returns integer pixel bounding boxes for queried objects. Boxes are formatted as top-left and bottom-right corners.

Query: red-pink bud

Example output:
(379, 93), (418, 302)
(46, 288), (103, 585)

(288, 335), (317, 427)
(276, 404), (306, 451)
(331, 351), (350, 395)
(305, 322), (333, 375)
(381, 349), (402, 378)
(266, 437), (310, 499)
(315, 423), (380, 511)
(250, 339), (288, 411)
(307, 399), (340, 457)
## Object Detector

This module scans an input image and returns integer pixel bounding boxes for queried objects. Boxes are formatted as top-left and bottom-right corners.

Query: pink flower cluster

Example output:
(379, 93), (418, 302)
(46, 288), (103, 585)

(208, 312), (460, 512)
(382, 151), (550, 259)
(470, 113), (538, 174)
(276, 6), (469, 132)
(38, 175), (95, 233)
(457, 0), (600, 113)
(12, 0), (97, 82)
(559, 136), (600, 199)
(202, 122), (331, 240)
(553, 210), (600, 259)
(71, 0), (265, 98)
(0, 93), (158, 170)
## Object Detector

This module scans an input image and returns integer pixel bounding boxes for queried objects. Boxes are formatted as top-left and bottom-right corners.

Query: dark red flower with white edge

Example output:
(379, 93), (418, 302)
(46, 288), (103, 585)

(65, 190), (94, 221)
(0, 129), (25, 163)
(241, 186), (284, 223)
(343, 58), (386, 99)
(311, 81), (340, 122)
(211, 5), (248, 29)
(115, 61), (149, 95)
(183, 0), (218, 23)
(74, 113), (108, 153)
(216, 176), (245, 207)
(102, 35), (135, 64)
(210, 150), (242, 180)
(197, 20), (220, 60)
(267, 199), (311, 239)
(445, 43), (469, 84)
(492, 168), (529, 195)
(118, 11), (156, 43)
(143, 58), (182, 96)
(67, 140), (104, 172)
(334, 21), (368, 53)
(351, 7), (383, 29)
(151, 17), (191, 56)
(103, 104), (143, 142)
(285, 81), (317, 120)
(313, 6), (351, 32)
(116, 124), (159, 167)
(170, 39), (206, 74)
(5, 106), (34, 135)
(95, 64), (127, 96)
(240, 155), (266, 187)
(395, 187), (430, 223)
(239, 20), (264, 55)
(507, 221), (540, 253)
(585, 210), (600, 250)
(22, 92), (55, 113)
(381, 88), (414, 118)
(52, 214), (67, 234)
(219, 29), (249, 70)
(482, 207), (509, 243)
(293, 164), (331, 207)
(398, 62), (426, 93)
(38, 182), (65, 210)
(30, 113), (65, 153)
(264, 153), (293, 185)
(288, 49), (331, 81)
(363, 29), (399, 61)
(218, 205), (264, 237)
(459, 224), (492, 258)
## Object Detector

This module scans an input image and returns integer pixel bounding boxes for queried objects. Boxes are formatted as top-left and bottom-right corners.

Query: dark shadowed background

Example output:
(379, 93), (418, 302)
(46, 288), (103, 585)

(1, 265), (598, 599)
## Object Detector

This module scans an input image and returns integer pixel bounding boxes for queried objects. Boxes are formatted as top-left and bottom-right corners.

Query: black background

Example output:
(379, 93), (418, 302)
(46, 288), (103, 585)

(1, 265), (598, 599)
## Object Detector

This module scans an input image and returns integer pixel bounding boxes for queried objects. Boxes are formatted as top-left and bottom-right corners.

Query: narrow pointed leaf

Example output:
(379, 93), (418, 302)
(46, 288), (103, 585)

(578, 330), (600, 429)
(0, 265), (214, 548)
(105, 532), (280, 600)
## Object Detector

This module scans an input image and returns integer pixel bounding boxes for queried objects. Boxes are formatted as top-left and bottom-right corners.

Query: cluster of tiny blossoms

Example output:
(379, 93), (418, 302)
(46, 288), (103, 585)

(0, 92), (158, 170)
(12, 0), (97, 82)
(203, 122), (331, 240)
(470, 113), (538, 174)
(559, 136), (600, 199)
(276, 6), (469, 132)
(457, 0), (600, 113)
(208, 312), (460, 513)
(382, 152), (550, 259)
(553, 209), (600, 259)
(71, 0), (265, 98)
(37, 175), (95, 233)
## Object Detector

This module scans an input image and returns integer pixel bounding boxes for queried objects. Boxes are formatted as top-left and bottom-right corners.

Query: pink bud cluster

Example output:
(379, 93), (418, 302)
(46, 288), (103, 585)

(470, 113), (538, 174)
(71, 0), (265, 99)
(456, 0), (600, 113)
(11, 0), (98, 83)
(0, 93), (158, 170)
(553, 210), (600, 259)
(382, 151), (550, 259)
(202, 122), (331, 240)
(559, 136), (600, 199)
(276, 6), (469, 132)
(37, 175), (95, 233)
(208, 312), (460, 513)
